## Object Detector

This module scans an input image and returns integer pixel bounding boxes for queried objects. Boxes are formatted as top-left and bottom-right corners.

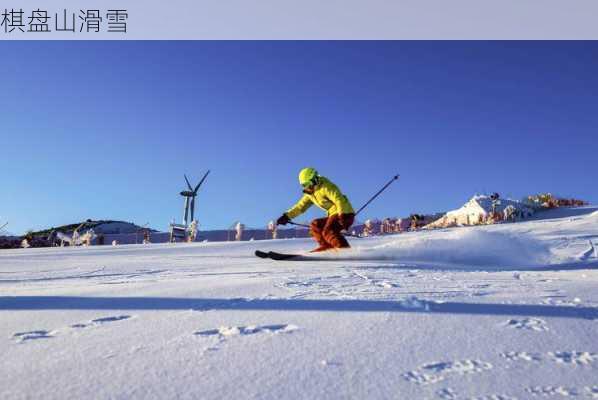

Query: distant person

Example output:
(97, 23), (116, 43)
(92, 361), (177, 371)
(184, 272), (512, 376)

(235, 222), (244, 241)
(143, 230), (152, 244)
(276, 168), (355, 252)
(72, 229), (80, 246)
(381, 218), (393, 234)
(268, 220), (278, 239)
(187, 221), (198, 243)
(362, 219), (374, 237)
(47, 229), (57, 246)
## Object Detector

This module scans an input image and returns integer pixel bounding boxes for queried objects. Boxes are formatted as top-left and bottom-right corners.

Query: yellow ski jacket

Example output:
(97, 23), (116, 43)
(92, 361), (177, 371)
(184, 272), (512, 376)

(286, 176), (354, 219)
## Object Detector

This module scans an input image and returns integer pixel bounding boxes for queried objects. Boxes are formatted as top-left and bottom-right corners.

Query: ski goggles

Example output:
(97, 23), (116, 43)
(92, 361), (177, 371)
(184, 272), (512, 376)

(301, 177), (318, 188)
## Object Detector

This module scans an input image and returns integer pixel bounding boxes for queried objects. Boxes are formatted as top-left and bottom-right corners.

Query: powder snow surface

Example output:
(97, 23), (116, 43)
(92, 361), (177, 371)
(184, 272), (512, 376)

(1, 207), (597, 399)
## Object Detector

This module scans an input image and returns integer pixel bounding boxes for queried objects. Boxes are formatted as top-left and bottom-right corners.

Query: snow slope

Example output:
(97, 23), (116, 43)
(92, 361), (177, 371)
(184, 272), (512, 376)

(1, 207), (597, 399)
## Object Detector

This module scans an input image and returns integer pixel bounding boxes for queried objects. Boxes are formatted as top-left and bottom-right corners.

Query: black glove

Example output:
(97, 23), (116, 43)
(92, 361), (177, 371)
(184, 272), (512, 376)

(277, 213), (290, 226)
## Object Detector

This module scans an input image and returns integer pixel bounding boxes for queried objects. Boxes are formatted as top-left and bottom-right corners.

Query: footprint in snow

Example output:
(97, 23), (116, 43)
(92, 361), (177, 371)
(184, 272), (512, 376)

(13, 330), (54, 342)
(501, 350), (597, 365)
(526, 386), (580, 396)
(437, 388), (458, 399)
(504, 318), (548, 331)
(70, 315), (132, 329)
(586, 386), (598, 398)
(403, 359), (492, 385)
(500, 351), (543, 362)
(319, 359), (342, 367)
(374, 280), (399, 289)
(195, 324), (298, 338)
(541, 298), (583, 307)
(466, 395), (517, 400)
(548, 351), (598, 365)
(92, 315), (131, 324)
(14, 316), (133, 343)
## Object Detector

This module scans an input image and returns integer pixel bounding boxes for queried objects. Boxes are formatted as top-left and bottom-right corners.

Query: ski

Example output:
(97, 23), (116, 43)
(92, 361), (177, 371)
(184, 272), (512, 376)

(254, 250), (302, 260)
(254, 250), (354, 261)
(254, 250), (270, 259)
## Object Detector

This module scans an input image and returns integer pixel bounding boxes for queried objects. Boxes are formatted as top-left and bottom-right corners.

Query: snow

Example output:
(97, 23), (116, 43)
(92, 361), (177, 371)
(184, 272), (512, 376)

(1, 207), (597, 399)
(426, 195), (535, 228)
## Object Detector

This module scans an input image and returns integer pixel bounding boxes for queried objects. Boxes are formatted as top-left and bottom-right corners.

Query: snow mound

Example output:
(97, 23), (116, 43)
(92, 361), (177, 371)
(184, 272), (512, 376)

(426, 195), (534, 228)
(296, 207), (598, 270)
(363, 229), (551, 269)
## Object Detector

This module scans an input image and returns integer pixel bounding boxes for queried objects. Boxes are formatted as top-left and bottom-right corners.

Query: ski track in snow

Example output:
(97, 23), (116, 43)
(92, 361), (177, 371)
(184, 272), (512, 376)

(276, 267), (502, 301)
(12, 315), (133, 344)
(71, 315), (132, 328)
(580, 242), (595, 261)
(0, 266), (168, 285)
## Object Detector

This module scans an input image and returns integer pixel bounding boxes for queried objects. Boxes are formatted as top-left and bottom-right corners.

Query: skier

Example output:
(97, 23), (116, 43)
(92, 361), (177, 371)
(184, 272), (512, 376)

(276, 168), (355, 252)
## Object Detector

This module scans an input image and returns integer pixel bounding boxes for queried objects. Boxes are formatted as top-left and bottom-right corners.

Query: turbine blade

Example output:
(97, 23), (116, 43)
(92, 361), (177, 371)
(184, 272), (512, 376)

(184, 174), (193, 191)
(190, 198), (195, 221)
(194, 170), (210, 193)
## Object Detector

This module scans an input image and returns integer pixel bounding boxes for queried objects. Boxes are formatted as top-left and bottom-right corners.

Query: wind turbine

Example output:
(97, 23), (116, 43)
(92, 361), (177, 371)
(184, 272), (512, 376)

(180, 170), (210, 226)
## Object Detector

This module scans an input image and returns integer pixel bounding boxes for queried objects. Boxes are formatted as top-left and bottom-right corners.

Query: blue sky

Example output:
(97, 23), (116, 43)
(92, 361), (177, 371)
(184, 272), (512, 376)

(1, 41), (596, 235)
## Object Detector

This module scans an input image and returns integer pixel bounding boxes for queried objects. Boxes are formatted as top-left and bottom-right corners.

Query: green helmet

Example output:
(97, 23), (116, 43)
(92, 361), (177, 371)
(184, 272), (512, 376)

(298, 167), (318, 187)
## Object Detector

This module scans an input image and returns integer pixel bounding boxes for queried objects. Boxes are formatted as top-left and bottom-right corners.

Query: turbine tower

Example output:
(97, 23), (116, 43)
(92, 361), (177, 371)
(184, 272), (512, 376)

(180, 170), (210, 226)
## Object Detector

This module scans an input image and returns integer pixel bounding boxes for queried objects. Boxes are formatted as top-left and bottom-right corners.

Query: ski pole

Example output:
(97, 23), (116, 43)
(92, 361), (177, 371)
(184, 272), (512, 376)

(355, 174), (400, 216)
